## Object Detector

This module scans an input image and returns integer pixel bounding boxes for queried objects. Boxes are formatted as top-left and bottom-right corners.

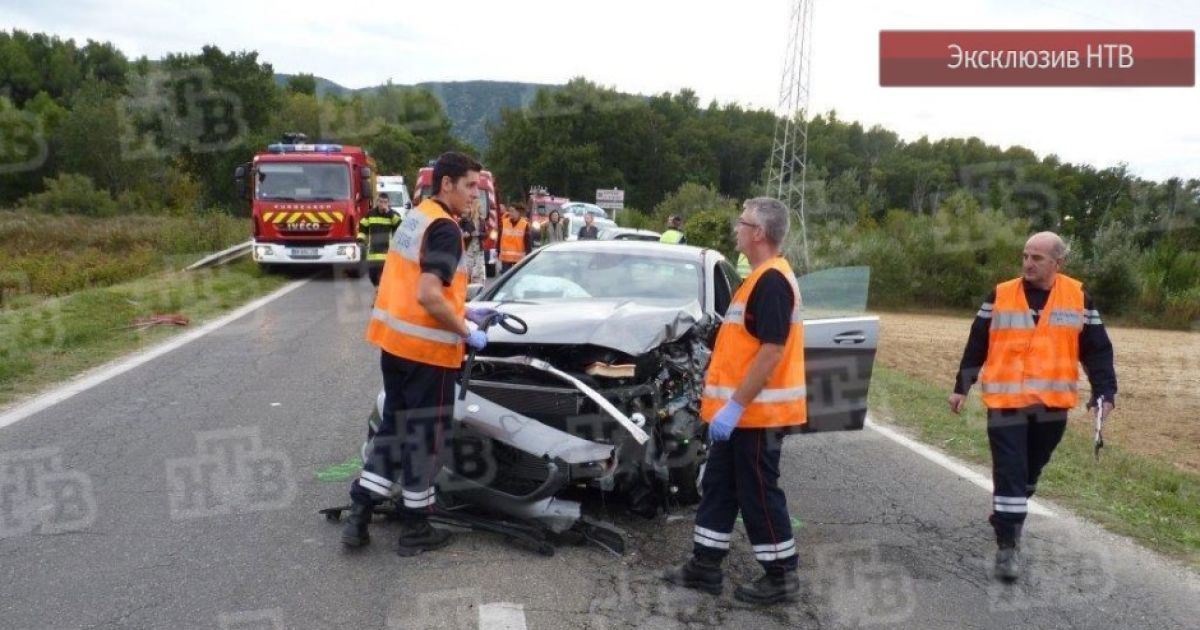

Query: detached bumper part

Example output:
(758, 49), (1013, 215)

(447, 388), (617, 534)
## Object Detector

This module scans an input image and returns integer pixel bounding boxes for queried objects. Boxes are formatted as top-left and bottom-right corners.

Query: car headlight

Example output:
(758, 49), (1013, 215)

(255, 245), (273, 258)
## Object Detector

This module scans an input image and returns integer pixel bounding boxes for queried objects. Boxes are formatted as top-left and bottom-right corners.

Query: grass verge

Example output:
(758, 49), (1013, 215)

(0, 258), (289, 408)
(870, 365), (1200, 569)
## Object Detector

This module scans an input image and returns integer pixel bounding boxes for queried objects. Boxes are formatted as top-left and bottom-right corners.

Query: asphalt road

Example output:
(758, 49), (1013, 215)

(1, 275), (1197, 630)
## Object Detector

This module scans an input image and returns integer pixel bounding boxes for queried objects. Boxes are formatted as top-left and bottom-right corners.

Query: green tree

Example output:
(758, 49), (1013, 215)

(286, 73), (317, 96)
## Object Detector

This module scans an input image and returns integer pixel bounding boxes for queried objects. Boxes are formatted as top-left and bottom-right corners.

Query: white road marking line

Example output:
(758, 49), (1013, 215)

(0, 279), (311, 430)
(479, 602), (527, 630)
(865, 415), (1054, 517)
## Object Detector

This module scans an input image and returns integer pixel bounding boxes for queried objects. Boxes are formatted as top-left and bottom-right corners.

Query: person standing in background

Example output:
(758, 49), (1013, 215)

(461, 198), (487, 284)
(540, 209), (567, 246)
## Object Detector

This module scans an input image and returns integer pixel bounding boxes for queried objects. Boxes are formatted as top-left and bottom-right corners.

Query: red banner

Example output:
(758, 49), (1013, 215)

(880, 30), (1194, 86)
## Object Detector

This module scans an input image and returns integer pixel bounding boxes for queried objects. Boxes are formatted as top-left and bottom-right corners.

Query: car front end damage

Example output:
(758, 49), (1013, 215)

(361, 301), (717, 540)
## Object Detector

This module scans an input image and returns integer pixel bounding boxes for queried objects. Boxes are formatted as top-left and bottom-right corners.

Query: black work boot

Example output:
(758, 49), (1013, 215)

(662, 556), (724, 595)
(994, 543), (1021, 582)
(993, 524), (1023, 582)
(991, 518), (1023, 582)
(396, 517), (452, 557)
(734, 571), (801, 605)
(340, 502), (373, 548)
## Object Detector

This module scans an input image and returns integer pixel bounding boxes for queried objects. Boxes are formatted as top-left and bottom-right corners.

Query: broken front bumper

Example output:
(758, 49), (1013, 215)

(366, 355), (645, 533)
(442, 387), (619, 532)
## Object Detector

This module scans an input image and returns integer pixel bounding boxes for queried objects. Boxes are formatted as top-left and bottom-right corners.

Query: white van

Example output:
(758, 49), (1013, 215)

(376, 176), (412, 218)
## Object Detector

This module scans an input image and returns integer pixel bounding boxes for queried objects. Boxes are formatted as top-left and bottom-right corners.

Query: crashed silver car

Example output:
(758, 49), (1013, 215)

(356, 241), (879, 550)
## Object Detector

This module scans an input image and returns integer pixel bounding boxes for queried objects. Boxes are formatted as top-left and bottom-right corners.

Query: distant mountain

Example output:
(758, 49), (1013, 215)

(273, 74), (559, 151)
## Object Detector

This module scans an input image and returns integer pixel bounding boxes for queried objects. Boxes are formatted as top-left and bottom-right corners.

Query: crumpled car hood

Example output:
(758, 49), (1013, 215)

(473, 298), (704, 355)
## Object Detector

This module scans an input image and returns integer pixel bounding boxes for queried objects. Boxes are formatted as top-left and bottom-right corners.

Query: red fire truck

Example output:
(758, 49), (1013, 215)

(415, 164), (501, 277)
(235, 137), (375, 276)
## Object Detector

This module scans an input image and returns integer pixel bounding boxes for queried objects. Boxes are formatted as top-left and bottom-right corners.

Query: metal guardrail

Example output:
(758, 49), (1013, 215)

(185, 240), (253, 271)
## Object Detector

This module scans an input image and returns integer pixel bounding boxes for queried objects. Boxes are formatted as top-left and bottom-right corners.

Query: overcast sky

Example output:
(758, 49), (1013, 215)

(3, 0), (1197, 181)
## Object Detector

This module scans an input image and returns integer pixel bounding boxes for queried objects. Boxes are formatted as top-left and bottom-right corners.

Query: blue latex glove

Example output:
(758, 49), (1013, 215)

(708, 400), (745, 442)
(465, 307), (499, 327)
(464, 329), (488, 351)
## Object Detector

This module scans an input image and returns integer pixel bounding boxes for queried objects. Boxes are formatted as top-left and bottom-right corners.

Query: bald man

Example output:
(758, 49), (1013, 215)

(948, 231), (1117, 582)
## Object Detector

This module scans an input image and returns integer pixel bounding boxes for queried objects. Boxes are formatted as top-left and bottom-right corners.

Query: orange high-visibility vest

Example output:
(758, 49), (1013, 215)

(499, 217), (529, 263)
(366, 199), (468, 369)
(701, 256), (807, 429)
(980, 274), (1085, 409)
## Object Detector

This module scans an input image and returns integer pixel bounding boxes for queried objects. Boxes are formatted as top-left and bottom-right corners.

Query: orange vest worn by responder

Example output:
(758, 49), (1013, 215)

(980, 274), (1085, 409)
(499, 217), (529, 263)
(366, 199), (468, 369)
(701, 256), (807, 429)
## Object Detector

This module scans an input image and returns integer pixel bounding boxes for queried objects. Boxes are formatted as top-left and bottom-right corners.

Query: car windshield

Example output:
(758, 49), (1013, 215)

(256, 163), (350, 201)
(380, 186), (409, 206)
(489, 250), (701, 304)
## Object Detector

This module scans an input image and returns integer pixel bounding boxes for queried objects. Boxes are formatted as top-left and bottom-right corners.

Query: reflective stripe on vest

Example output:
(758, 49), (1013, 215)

(980, 274), (1084, 409)
(981, 380), (1078, 394)
(369, 308), (462, 345)
(499, 218), (528, 262)
(700, 256), (807, 429)
(365, 199), (467, 368)
(703, 385), (808, 403)
(360, 213), (399, 261)
(723, 304), (803, 325)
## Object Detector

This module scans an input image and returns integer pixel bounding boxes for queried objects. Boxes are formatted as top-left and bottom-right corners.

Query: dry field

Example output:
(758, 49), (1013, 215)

(876, 312), (1200, 473)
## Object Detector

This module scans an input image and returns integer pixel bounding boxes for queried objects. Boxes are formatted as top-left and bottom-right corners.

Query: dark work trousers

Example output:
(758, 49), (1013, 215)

(692, 428), (798, 574)
(987, 405), (1068, 542)
(349, 351), (455, 522)
(367, 262), (384, 287)
(500, 261), (517, 274)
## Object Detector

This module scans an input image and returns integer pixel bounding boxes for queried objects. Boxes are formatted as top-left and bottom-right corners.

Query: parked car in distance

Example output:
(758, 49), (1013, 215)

(599, 227), (661, 241)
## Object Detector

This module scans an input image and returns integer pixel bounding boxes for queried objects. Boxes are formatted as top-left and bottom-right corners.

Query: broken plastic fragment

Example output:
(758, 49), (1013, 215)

(585, 362), (636, 378)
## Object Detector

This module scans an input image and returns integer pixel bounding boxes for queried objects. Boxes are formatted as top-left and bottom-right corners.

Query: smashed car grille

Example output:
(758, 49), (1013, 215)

(468, 380), (585, 424)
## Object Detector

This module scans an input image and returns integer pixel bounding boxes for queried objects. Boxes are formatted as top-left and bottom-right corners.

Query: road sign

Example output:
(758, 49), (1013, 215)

(596, 188), (624, 211)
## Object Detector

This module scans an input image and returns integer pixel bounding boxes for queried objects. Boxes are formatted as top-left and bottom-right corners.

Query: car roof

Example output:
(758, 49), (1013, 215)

(567, 214), (616, 226)
(538, 239), (720, 262)
(601, 227), (659, 235)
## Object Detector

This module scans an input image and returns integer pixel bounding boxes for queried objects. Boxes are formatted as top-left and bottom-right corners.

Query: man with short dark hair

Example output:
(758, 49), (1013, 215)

(577, 212), (600, 240)
(498, 202), (532, 273)
(358, 193), (401, 287)
(660, 215), (687, 244)
(344, 151), (499, 557)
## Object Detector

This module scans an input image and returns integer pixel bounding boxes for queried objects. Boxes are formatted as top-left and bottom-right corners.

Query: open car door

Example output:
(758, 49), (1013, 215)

(798, 266), (878, 432)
